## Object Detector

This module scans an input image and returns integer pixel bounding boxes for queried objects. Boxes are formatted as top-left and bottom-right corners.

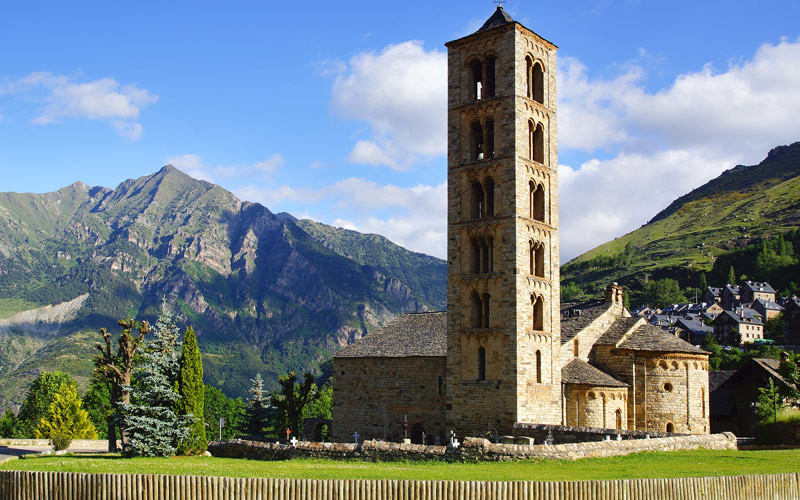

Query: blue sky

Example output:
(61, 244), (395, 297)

(2, 1), (800, 261)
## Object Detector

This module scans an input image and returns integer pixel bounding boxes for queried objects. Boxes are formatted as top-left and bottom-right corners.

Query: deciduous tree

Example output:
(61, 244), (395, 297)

(94, 319), (150, 451)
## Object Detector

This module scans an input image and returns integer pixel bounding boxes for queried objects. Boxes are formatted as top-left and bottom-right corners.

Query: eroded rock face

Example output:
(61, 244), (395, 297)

(0, 165), (446, 401)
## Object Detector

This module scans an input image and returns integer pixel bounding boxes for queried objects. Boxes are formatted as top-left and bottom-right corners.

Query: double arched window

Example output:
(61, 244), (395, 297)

(525, 56), (544, 104)
(469, 56), (497, 101)
(470, 118), (496, 160)
(527, 121), (544, 163)
(472, 292), (491, 329)
(470, 178), (495, 219)
(529, 181), (545, 222)
(471, 236), (494, 274)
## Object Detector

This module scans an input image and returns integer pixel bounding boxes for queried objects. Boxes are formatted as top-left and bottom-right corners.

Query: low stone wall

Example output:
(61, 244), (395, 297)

(513, 422), (675, 444)
(208, 432), (737, 462)
(0, 439), (106, 448)
(2, 470), (797, 500)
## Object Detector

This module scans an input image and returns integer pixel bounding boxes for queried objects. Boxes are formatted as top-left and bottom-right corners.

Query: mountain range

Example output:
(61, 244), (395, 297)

(0, 166), (445, 409)
(562, 142), (800, 301)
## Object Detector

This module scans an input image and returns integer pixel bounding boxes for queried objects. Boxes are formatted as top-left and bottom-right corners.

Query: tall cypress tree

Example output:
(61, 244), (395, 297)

(727, 266), (736, 285)
(178, 326), (207, 454)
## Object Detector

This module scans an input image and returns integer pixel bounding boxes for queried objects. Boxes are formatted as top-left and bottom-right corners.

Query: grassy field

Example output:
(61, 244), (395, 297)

(2, 449), (800, 481)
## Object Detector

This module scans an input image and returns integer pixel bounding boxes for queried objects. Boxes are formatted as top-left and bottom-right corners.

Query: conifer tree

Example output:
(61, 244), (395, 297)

(699, 272), (707, 292)
(16, 371), (77, 438)
(177, 326), (207, 454)
(727, 266), (736, 285)
(118, 301), (189, 457)
(35, 383), (97, 450)
(246, 373), (270, 435)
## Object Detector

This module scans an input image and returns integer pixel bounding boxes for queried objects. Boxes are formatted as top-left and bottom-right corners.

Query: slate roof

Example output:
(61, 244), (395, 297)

(617, 324), (709, 354)
(709, 370), (735, 392)
(744, 281), (777, 295)
(725, 285), (740, 295)
(716, 310), (764, 326)
(562, 358), (628, 387)
(335, 312), (446, 358)
(754, 298), (784, 311)
(477, 5), (515, 32)
(560, 300), (610, 344)
(674, 318), (712, 335)
(596, 317), (643, 346)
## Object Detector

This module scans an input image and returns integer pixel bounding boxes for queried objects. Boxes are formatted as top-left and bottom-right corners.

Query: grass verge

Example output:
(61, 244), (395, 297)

(1, 449), (800, 481)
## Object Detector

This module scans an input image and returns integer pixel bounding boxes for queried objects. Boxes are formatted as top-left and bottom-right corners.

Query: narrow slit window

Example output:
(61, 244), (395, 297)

(478, 347), (486, 381)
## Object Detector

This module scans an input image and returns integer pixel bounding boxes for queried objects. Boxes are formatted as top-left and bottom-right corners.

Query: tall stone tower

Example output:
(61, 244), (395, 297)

(445, 7), (560, 436)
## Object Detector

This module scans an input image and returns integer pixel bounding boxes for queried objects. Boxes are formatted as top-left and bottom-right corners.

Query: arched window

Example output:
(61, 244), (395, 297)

(484, 56), (496, 98)
(525, 56), (533, 98)
(535, 244), (545, 277)
(472, 292), (483, 328)
(482, 292), (490, 328)
(533, 123), (544, 163)
(535, 350), (542, 383)
(528, 121), (534, 160)
(471, 121), (484, 160)
(485, 237), (494, 273)
(532, 62), (544, 104)
(478, 237), (488, 273)
(470, 59), (483, 101)
(666, 422), (674, 434)
(471, 238), (480, 274)
(532, 184), (545, 222)
(471, 181), (485, 219)
(532, 295), (544, 330)
(484, 178), (495, 216)
(484, 119), (495, 159)
(615, 409), (622, 429)
(478, 346), (486, 381)
(529, 241), (535, 275)
(573, 339), (579, 357)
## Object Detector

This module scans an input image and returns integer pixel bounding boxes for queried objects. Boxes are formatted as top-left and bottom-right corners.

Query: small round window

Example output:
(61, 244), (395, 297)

(663, 382), (673, 392)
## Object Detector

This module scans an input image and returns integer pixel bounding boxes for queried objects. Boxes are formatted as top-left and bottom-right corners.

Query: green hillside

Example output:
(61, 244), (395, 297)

(0, 166), (446, 409)
(562, 143), (800, 303)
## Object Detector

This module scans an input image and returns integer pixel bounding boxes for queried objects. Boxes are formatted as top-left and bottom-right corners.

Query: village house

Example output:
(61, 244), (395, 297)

(752, 298), (784, 321)
(712, 309), (764, 345)
(784, 298), (800, 344)
(741, 281), (777, 305)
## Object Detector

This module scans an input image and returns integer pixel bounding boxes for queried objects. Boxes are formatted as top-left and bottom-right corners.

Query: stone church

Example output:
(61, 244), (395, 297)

(332, 7), (710, 443)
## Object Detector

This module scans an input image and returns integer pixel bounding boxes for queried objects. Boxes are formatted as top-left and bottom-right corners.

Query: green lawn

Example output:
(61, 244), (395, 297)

(2, 449), (800, 481)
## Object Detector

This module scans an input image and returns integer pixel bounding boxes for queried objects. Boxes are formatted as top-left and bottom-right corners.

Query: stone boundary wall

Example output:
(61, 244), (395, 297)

(1, 470), (798, 500)
(208, 432), (737, 462)
(513, 422), (675, 444)
(0, 439), (106, 448)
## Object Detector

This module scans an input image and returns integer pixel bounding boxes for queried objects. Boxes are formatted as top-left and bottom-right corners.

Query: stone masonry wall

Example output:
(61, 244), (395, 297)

(592, 347), (710, 434)
(564, 386), (628, 429)
(332, 357), (446, 443)
(209, 432), (736, 463)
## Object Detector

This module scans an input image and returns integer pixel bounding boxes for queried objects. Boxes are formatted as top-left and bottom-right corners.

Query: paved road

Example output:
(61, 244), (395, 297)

(0, 446), (44, 463)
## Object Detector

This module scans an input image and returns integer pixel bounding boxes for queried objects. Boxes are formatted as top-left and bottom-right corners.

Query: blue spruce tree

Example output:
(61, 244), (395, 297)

(118, 300), (191, 457)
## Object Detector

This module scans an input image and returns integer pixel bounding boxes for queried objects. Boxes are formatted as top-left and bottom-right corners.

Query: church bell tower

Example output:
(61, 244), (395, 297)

(445, 7), (561, 436)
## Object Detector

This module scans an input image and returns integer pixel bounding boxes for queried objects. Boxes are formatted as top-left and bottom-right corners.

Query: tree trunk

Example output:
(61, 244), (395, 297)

(106, 418), (117, 452)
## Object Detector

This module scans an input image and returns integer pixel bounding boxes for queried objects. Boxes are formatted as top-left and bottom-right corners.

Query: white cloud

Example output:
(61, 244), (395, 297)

(167, 153), (283, 183)
(331, 41), (447, 170)
(558, 37), (800, 261)
(11, 72), (158, 140)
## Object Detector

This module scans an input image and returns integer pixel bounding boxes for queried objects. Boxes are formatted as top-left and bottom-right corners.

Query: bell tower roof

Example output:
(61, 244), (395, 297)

(477, 5), (515, 33)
